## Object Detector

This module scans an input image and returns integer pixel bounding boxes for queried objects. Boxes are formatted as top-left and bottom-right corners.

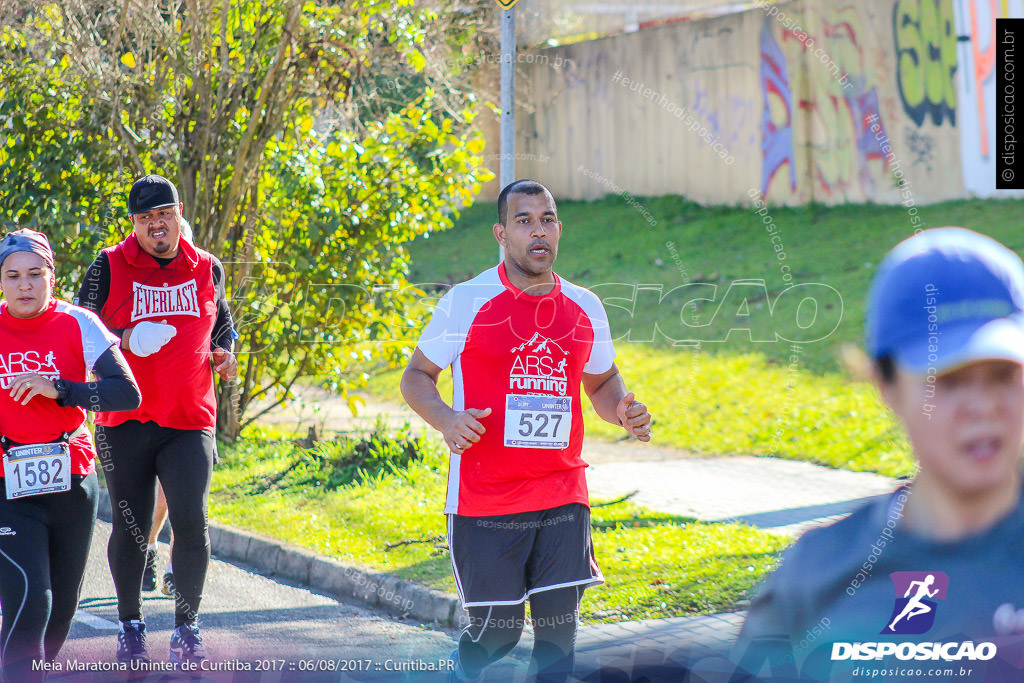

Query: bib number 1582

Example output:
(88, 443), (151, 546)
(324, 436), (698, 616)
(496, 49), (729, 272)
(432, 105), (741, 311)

(3, 442), (71, 499)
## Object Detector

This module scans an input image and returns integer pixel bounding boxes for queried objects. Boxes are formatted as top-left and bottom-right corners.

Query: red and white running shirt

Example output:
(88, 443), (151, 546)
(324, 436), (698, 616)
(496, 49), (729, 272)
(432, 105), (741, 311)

(0, 299), (119, 477)
(417, 263), (616, 516)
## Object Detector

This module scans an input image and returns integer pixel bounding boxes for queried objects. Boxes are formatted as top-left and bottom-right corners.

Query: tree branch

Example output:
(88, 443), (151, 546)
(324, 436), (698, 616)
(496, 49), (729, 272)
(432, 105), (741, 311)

(215, 0), (303, 246)
(592, 491), (639, 508)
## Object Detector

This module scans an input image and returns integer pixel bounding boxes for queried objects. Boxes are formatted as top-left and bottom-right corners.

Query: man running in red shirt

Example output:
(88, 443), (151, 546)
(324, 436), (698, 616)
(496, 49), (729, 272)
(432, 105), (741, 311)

(402, 179), (652, 682)
(76, 174), (237, 667)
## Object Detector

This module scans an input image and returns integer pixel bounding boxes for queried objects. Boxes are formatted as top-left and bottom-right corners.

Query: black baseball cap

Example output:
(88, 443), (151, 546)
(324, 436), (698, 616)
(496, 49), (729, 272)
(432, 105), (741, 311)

(128, 174), (180, 215)
(0, 228), (55, 270)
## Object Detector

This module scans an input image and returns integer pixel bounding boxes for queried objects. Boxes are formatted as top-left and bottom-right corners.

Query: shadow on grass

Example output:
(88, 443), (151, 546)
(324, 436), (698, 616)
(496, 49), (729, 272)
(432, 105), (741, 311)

(721, 493), (890, 530)
(591, 514), (695, 530)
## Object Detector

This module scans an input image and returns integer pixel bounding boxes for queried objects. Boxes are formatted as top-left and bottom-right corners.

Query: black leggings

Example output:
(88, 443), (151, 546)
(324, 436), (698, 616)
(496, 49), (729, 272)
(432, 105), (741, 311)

(458, 585), (582, 683)
(96, 420), (213, 626)
(0, 472), (98, 683)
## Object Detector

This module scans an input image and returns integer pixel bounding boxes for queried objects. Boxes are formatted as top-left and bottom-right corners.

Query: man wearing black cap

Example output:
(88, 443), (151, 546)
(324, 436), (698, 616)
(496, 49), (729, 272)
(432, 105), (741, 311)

(75, 174), (237, 666)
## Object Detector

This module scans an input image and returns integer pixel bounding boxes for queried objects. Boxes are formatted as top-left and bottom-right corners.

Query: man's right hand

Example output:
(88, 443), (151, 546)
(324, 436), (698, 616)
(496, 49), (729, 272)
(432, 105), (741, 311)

(443, 407), (492, 454)
(127, 321), (177, 357)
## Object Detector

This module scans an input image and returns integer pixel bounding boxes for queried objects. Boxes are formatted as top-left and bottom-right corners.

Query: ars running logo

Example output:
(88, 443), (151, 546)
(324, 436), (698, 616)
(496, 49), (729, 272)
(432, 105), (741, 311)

(882, 571), (949, 635)
(509, 332), (569, 396)
(0, 350), (59, 389)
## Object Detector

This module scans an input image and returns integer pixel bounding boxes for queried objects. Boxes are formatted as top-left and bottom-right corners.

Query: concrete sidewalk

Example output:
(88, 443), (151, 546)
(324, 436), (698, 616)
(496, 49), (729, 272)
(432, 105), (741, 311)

(574, 612), (746, 681)
(470, 612), (746, 681)
(583, 447), (897, 536)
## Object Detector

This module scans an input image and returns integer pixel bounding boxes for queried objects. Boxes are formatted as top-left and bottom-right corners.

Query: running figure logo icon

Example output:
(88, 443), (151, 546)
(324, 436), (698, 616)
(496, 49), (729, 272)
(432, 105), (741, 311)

(882, 571), (949, 635)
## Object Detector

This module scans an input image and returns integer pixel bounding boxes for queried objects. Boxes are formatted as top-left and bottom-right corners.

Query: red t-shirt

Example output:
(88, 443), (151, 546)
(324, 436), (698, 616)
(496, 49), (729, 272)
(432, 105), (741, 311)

(95, 234), (218, 431)
(417, 263), (616, 516)
(0, 299), (119, 477)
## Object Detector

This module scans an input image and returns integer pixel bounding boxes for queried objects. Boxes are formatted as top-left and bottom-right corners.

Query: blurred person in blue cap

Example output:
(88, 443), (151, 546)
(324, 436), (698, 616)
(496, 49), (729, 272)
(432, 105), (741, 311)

(74, 174), (236, 668)
(731, 227), (1024, 682)
(0, 228), (140, 683)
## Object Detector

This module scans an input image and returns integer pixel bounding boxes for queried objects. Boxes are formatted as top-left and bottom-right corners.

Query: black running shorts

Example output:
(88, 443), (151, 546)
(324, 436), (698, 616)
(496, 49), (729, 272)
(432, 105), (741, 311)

(447, 502), (603, 607)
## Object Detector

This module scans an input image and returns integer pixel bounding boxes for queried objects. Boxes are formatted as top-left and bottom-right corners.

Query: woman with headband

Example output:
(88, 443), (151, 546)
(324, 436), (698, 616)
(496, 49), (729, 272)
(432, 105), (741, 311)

(0, 229), (140, 683)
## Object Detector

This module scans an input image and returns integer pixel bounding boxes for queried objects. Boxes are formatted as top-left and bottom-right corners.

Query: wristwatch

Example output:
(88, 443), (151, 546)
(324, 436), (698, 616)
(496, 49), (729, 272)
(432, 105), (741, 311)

(54, 378), (70, 404)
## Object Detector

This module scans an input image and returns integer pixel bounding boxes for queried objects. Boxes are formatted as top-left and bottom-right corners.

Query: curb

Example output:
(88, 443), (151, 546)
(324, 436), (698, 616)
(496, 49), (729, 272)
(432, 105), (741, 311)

(97, 487), (468, 628)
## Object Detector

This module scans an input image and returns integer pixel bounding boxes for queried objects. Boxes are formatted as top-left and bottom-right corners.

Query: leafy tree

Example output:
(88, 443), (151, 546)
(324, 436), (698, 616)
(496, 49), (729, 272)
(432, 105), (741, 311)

(0, 0), (495, 439)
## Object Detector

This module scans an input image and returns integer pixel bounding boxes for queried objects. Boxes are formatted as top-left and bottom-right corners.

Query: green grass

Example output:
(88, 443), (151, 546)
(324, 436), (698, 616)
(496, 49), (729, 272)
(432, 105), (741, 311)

(412, 196), (1024, 375)
(209, 425), (789, 621)
(372, 195), (1024, 478)
(366, 344), (910, 476)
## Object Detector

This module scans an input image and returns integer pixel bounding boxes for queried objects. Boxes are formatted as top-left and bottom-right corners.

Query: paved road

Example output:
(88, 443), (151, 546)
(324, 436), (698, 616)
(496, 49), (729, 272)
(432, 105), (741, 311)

(55, 520), (469, 682)
(45, 519), (750, 683)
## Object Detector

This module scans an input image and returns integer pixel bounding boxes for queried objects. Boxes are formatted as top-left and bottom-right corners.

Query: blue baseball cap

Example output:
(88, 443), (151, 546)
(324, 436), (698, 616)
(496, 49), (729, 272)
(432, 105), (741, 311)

(867, 227), (1024, 375)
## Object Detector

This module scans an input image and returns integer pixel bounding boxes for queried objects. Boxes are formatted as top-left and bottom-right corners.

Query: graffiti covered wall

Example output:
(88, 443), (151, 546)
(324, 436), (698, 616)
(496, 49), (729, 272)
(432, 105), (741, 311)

(514, 9), (761, 204)
(760, 0), (962, 204)
(953, 0), (1024, 196)
(498, 0), (972, 206)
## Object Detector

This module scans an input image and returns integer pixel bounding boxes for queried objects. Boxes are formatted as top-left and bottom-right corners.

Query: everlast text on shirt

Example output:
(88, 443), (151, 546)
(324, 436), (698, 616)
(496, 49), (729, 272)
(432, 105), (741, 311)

(131, 281), (201, 322)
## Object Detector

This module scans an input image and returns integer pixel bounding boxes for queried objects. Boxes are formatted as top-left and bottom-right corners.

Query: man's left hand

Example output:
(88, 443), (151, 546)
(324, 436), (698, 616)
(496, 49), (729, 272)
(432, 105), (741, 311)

(212, 347), (238, 382)
(616, 392), (652, 442)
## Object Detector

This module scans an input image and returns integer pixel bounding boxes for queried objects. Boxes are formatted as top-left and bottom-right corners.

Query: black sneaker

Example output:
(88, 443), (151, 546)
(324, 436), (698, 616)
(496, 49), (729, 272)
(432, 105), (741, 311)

(169, 622), (208, 667)
(142, 549), (157, 591)
(116, 619), (150, 664)
(161, 571), (175, 597)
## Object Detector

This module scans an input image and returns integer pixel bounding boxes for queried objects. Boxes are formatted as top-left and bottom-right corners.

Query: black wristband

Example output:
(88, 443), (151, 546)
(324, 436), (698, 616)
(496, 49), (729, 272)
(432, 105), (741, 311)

(54, 378), (70, 405)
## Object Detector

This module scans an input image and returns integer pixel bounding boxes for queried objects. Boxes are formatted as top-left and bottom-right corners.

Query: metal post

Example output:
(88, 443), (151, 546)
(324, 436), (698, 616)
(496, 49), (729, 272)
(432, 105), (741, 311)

(499, 7), (515, 262)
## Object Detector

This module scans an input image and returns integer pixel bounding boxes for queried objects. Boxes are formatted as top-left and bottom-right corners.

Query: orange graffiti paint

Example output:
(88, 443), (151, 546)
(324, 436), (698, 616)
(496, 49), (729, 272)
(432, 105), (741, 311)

(970, 0), (998, 156)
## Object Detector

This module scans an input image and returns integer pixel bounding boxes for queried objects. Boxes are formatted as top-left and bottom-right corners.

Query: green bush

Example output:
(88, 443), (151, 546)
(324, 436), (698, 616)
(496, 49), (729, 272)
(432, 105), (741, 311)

(224, 423), (439, 494)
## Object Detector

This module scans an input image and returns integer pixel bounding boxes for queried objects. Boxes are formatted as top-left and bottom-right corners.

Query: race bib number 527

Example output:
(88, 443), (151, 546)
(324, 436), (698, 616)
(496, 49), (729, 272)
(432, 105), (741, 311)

(504, 394), (572, 449)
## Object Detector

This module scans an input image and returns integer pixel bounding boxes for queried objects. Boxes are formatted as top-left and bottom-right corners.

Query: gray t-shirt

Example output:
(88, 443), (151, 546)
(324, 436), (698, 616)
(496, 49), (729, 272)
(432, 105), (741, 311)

(732, 484), (1024, 682)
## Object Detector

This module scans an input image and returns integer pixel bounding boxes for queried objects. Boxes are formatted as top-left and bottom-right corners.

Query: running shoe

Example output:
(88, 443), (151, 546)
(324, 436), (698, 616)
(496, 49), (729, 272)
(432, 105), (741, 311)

(142, 548), (157, 591)
(170, 622), (208, 667)
(161, 571), (175, 597)
(116, 620), (150, 664)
